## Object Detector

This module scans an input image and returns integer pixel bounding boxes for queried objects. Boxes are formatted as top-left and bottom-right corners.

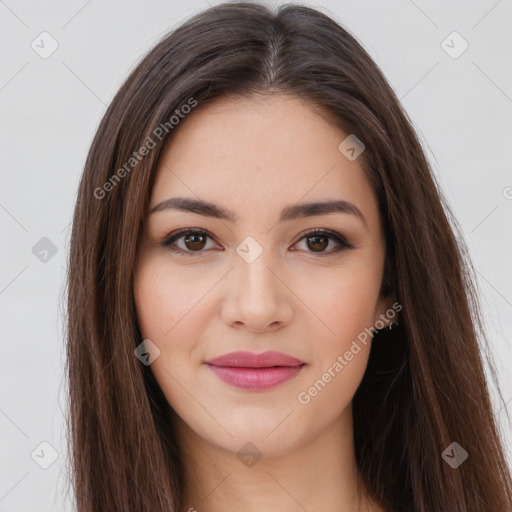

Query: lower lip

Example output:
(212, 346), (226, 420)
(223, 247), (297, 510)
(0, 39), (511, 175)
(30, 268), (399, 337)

(207, 364), (305, 390)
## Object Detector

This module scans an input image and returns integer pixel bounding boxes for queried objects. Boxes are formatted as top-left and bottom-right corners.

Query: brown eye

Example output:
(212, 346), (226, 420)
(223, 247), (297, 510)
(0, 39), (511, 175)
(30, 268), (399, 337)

(161, 228), (353, 258)
(294, 229), (353, 256)
(306, 234), (329, 252)
(161, 228), (219, 256)
(183, 233), (207, 251)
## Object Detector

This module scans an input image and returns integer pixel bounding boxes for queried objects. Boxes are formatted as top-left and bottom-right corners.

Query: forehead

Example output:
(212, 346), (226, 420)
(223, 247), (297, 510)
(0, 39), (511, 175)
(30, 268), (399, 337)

(150, 94), (378, 228)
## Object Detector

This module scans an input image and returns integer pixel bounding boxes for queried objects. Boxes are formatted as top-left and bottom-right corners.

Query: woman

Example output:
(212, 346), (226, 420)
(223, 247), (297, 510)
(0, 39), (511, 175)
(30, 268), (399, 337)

(65, 2), (512, 511)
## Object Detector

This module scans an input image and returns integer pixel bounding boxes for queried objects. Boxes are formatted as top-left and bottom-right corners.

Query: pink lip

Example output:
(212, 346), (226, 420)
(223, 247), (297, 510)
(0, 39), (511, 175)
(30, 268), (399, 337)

(205, 351), (306, 391)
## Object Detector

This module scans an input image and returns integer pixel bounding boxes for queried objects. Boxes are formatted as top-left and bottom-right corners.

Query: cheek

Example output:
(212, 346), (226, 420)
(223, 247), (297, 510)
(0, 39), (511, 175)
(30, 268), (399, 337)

(304, 260), (383, 350)
(297, 258), (381, 403)
(295, 278), (376, 428)
(296, 346), (369, 441)
(133, 259), (219, 389)
(134, 261), (210, 341)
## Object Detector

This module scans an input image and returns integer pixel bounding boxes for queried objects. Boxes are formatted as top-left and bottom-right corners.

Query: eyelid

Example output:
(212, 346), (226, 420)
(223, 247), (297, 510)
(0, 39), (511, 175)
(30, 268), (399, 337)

(160, 227), (354, 256)
(292, 228), (354, 256)
(160, 227), (221, 256)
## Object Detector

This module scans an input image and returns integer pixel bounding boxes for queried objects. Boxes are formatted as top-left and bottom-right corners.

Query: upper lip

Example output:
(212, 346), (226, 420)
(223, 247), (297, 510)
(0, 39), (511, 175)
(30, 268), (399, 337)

(205, 351), (305, 368)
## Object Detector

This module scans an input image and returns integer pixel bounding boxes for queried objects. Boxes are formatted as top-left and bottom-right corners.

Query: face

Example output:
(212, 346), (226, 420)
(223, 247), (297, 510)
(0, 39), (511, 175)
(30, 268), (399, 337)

(133, 94), (394, 457)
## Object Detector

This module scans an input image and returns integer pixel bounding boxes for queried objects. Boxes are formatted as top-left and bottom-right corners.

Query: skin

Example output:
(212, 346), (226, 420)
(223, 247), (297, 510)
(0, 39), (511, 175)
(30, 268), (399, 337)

(133, 94), (394, 512)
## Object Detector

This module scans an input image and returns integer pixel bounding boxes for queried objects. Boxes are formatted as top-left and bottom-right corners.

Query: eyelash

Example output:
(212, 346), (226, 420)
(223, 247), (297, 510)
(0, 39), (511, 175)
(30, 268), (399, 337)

(160, 228), (354, 257)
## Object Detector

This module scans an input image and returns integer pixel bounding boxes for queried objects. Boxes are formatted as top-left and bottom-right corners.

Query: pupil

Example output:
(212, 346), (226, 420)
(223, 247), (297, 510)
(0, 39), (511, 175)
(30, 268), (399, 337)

(185, 234), (206, 251)
(308, 235), (328, 252)
(182, 234), (329, 252)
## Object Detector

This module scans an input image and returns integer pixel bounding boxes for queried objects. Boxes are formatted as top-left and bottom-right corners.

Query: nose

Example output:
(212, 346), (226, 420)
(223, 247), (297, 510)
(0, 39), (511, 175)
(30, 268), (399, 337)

(220, 249), (294, 333)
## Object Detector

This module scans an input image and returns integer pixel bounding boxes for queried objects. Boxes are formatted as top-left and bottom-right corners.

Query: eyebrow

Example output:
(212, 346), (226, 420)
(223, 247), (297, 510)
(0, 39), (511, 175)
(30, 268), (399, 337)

(149, 196), (368, 230)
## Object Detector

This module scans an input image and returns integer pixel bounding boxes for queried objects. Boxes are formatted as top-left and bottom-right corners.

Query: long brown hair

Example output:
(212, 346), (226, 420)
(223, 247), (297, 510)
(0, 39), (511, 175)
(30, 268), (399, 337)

(65, 2), (512, 510)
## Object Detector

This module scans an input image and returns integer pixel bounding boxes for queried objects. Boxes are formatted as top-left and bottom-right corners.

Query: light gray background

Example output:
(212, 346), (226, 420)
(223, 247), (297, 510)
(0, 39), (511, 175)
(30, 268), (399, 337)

(1, 0), (511, 510)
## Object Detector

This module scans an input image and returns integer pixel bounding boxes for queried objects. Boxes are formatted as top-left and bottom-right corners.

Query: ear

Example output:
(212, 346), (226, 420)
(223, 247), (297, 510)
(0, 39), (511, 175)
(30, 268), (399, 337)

(373, 292), (400, 328)
(374, 250), (400, 327)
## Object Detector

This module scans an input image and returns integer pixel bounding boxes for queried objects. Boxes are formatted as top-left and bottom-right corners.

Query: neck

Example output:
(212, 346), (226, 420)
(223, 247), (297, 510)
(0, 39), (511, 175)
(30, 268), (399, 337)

(172, 405), (383, 512)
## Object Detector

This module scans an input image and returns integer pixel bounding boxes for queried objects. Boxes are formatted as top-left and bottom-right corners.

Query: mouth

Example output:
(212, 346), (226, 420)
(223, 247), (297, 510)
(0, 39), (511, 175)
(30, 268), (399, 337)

(204, 351), (306, 391)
